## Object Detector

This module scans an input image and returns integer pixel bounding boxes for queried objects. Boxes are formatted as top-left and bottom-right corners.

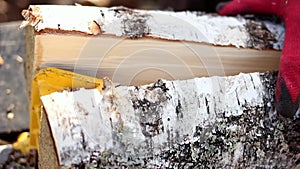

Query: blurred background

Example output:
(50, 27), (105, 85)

(0, 0), (223, 23)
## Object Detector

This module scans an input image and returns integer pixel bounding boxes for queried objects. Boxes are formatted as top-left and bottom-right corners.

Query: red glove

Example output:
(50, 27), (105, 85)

(218, 0), (300, 119)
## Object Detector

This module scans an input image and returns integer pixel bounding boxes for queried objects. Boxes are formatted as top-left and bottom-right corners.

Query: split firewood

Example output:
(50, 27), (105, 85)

(19, 5), (298, 169)
(40, 72), (299, 168)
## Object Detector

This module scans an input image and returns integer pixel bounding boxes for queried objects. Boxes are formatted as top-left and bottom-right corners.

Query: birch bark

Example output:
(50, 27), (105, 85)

(41, 72), (300, 168)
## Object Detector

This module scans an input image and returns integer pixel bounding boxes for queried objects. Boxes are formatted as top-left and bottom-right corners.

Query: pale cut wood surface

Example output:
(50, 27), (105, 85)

(40, 72), (300, 168)
(33, 34), (280, 86)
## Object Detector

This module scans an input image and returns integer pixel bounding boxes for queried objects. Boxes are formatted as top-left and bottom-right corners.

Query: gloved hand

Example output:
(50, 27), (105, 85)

(218, 0), (300, 119)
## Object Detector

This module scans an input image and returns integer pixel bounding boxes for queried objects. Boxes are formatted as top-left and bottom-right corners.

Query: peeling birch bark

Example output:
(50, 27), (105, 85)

(40, 72), (300, 168)
(21, 5), (285, 49)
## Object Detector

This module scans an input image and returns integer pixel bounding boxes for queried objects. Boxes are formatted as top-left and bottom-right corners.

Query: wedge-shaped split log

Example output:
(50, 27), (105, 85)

(23, 5), (284, 87)
(40, 72), (300, 168)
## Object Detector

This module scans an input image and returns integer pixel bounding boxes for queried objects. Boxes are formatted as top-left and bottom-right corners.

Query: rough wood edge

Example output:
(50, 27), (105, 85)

(38, 108), (60, 169)
(24, 26), (35, 104)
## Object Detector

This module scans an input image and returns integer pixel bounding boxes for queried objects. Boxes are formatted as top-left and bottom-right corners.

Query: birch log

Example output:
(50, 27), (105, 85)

(20, 5), (299, 169)
(40, 72), (300, 168)
(22, 5), (283, 87)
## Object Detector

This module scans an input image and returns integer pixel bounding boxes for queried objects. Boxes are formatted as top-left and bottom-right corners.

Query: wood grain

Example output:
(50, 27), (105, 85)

(32, 34), (280, 86)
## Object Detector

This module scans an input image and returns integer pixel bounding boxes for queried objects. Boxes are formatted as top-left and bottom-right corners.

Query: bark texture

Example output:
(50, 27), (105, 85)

(40, 72), (300, 168)
(21, 5), (285, 50)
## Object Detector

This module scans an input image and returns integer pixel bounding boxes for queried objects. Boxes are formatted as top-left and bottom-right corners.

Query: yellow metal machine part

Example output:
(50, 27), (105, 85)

(14, 67), (104, 153)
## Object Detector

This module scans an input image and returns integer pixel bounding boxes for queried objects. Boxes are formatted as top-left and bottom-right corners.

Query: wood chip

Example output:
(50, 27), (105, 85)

(15, 55), (23, 63)
(0, 55), (4, 65)
(6, 104), (15, 112)
(5, 89), (11, 95)
(7, 112), (14, 120)
(88, 20), (101, 35)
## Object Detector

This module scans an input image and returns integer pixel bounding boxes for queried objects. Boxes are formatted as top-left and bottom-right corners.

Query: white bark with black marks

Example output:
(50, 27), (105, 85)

(21, 5), (284, 49)
(41, 72), (300, 168)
